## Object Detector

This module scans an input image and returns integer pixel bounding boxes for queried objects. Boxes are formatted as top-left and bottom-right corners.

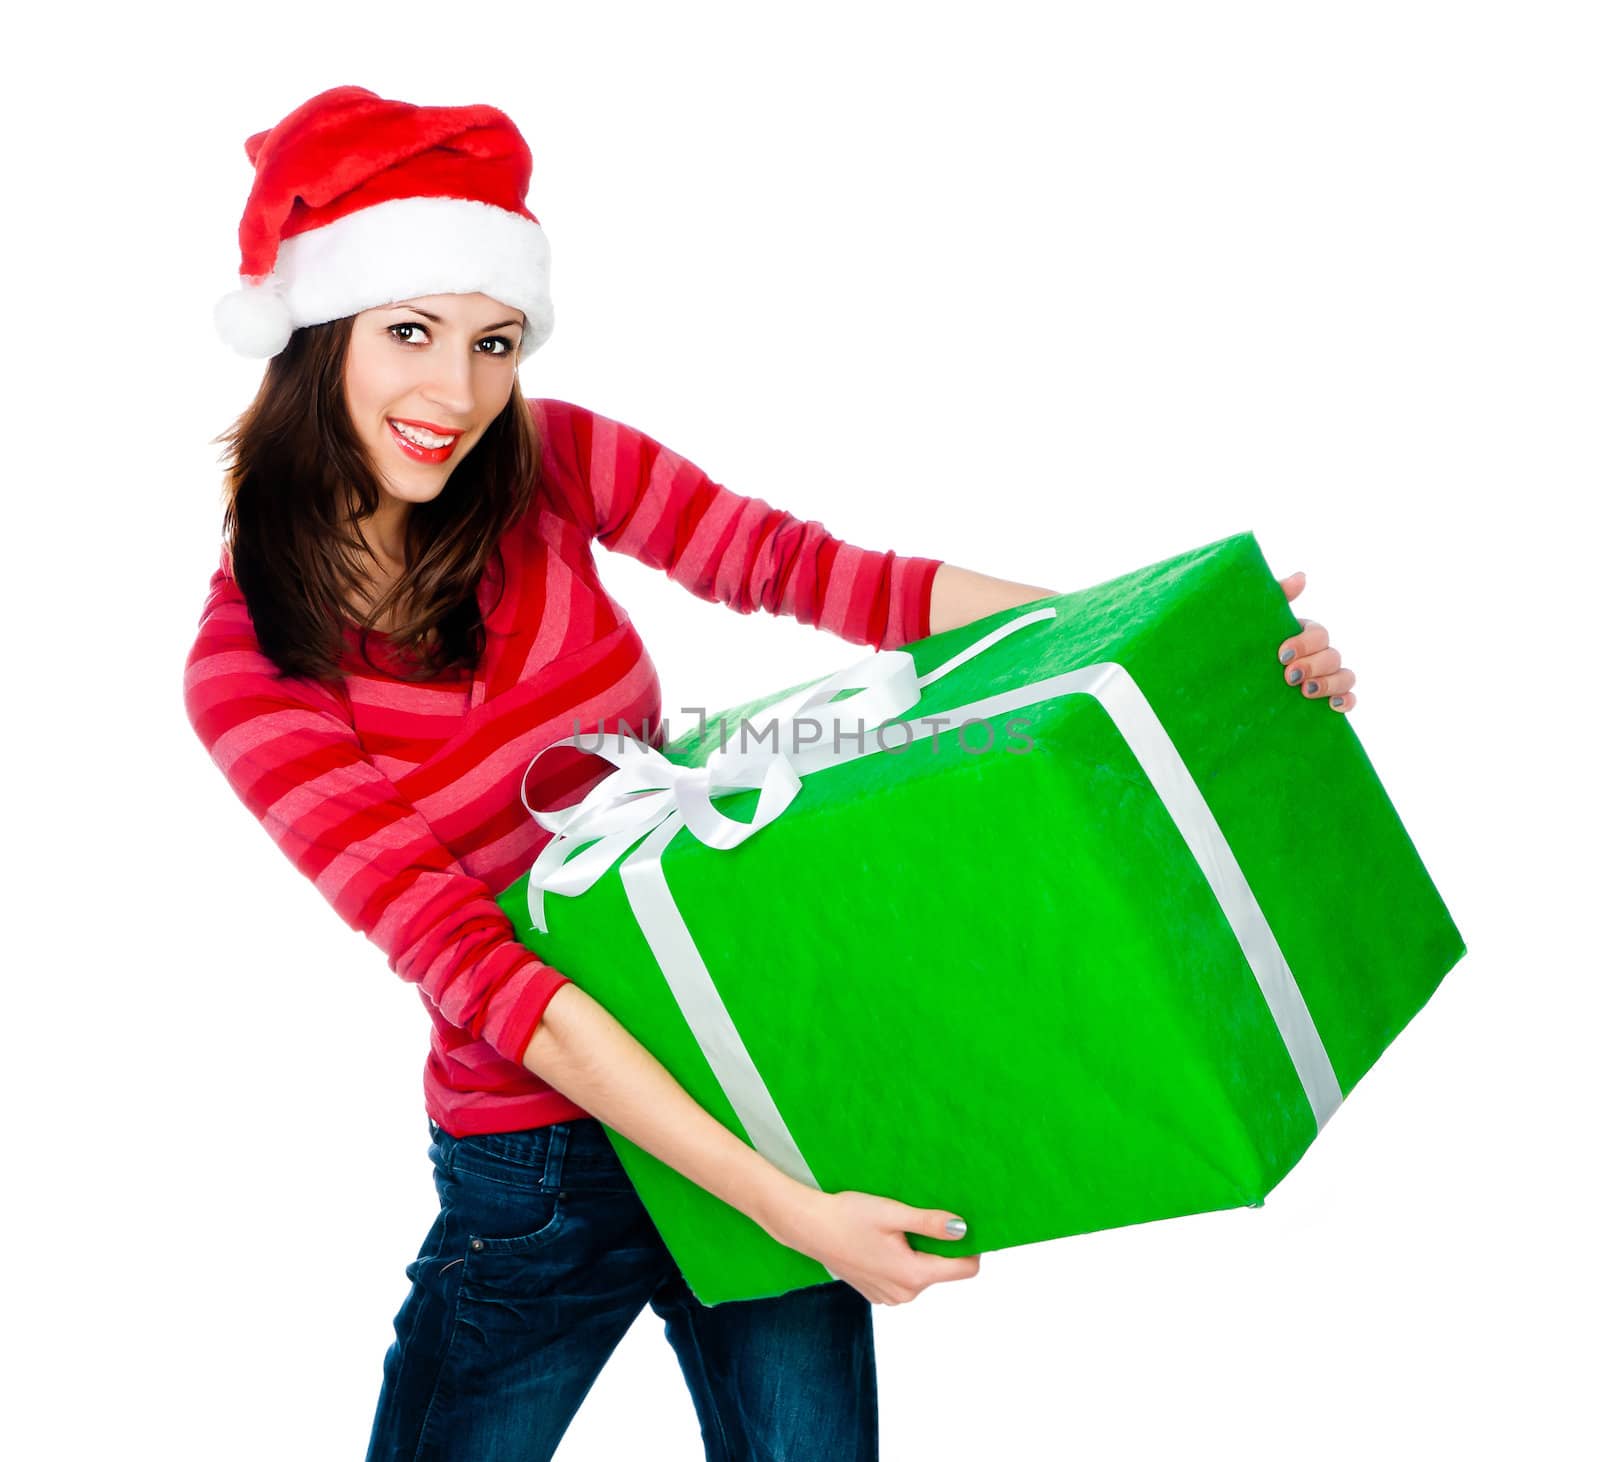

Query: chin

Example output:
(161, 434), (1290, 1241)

(390, 474), (452, 502)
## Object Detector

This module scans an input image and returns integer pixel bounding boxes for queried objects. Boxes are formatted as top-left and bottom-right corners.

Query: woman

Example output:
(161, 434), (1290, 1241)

(186, 86), (1358, 1462)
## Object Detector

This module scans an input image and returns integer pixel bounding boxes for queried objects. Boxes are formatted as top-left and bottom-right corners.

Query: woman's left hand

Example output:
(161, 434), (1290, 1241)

(1275, 571), (1357, 714)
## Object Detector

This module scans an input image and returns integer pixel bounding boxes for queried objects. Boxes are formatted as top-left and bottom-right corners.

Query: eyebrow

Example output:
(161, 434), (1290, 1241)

(388, 305), (524, 332)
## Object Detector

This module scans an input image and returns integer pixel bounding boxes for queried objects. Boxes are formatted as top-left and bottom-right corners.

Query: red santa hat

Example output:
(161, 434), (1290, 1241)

(214, 85), (554, 362)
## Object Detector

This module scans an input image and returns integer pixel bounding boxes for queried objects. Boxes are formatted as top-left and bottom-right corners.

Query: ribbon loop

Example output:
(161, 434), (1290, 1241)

(519, 613), (1056, 933)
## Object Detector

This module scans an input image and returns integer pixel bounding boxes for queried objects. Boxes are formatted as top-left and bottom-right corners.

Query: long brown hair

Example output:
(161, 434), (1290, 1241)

(210, 314), (542, 684)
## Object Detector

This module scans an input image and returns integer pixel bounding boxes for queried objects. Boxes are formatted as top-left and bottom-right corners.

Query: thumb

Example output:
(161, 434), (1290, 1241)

(912, 1208), (968, 1240)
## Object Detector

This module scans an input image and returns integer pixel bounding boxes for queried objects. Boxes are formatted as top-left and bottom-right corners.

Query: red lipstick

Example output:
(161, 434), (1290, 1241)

(391, 417), (465, 435)
(386, 417), (463, 465)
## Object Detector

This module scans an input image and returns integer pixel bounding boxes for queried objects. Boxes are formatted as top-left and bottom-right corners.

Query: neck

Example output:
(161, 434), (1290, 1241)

(358, 501), (409, 573)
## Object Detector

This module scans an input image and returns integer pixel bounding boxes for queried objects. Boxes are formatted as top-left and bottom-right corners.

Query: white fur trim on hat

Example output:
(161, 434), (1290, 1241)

(213, 195), (554, 361)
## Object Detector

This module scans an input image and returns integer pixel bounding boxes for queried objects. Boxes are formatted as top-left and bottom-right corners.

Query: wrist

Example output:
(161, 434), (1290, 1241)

(754, 1169), (826, 1248)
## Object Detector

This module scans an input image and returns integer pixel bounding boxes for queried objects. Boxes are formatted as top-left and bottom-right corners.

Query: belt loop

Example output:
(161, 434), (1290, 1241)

(542, 1123), (569, 1191)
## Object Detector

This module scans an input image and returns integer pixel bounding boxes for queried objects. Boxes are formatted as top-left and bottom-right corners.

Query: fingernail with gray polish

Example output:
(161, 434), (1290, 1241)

(946, 1217), (967, 1237)
(1279, 648), (1295, 664)
(1289, 669), (1303, 685)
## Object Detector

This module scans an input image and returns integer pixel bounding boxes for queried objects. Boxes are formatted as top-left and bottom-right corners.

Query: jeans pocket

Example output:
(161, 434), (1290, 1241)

(462, 1194), (565, 1253)
(444, 1125), (568, 1253)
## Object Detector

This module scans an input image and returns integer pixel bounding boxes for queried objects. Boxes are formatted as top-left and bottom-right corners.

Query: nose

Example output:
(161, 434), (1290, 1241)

(418, 349), (478, 418)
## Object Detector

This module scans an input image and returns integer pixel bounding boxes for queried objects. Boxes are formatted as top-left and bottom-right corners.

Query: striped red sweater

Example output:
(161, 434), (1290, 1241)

(183, 396), (943, 1138)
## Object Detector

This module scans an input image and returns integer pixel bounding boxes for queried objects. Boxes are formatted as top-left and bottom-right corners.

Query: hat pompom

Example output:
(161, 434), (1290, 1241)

(214, 278), (295, 358)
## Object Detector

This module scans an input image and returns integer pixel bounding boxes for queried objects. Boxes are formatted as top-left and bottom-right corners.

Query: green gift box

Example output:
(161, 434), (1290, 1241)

(496, 529), (1466, 1307)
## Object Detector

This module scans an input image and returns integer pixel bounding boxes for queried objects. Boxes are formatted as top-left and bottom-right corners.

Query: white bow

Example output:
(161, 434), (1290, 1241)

(518, 647), (926, 932)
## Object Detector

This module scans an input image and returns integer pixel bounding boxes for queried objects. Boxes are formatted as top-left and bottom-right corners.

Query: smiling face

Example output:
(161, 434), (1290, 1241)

(343, 292), (527, 523)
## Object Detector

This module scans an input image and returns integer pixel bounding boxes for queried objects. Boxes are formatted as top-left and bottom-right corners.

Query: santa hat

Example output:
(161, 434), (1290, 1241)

(214, 85), (554, 362)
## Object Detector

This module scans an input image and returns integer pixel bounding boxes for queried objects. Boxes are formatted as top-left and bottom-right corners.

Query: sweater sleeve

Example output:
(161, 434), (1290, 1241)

(529, 396), (943, 651)
(181, 570), (571, 1069)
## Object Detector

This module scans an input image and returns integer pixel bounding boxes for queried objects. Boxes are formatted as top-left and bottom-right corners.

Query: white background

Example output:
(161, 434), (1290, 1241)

(7, 2), (1595, 1457)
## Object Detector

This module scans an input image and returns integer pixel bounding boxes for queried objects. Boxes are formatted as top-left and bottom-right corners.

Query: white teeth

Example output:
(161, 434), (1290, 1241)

(390, 420), (456, 448)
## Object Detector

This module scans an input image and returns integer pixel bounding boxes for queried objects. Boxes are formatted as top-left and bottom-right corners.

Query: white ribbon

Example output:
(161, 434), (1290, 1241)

(517, 605), (1342, 1209)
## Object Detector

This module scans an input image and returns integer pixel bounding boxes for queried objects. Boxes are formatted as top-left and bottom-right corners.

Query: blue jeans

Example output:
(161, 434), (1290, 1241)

(364, 1116), (878, 1461)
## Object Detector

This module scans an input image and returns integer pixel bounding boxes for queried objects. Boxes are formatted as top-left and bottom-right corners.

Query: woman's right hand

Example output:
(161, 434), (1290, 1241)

(768, 1186), (981, 1305)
